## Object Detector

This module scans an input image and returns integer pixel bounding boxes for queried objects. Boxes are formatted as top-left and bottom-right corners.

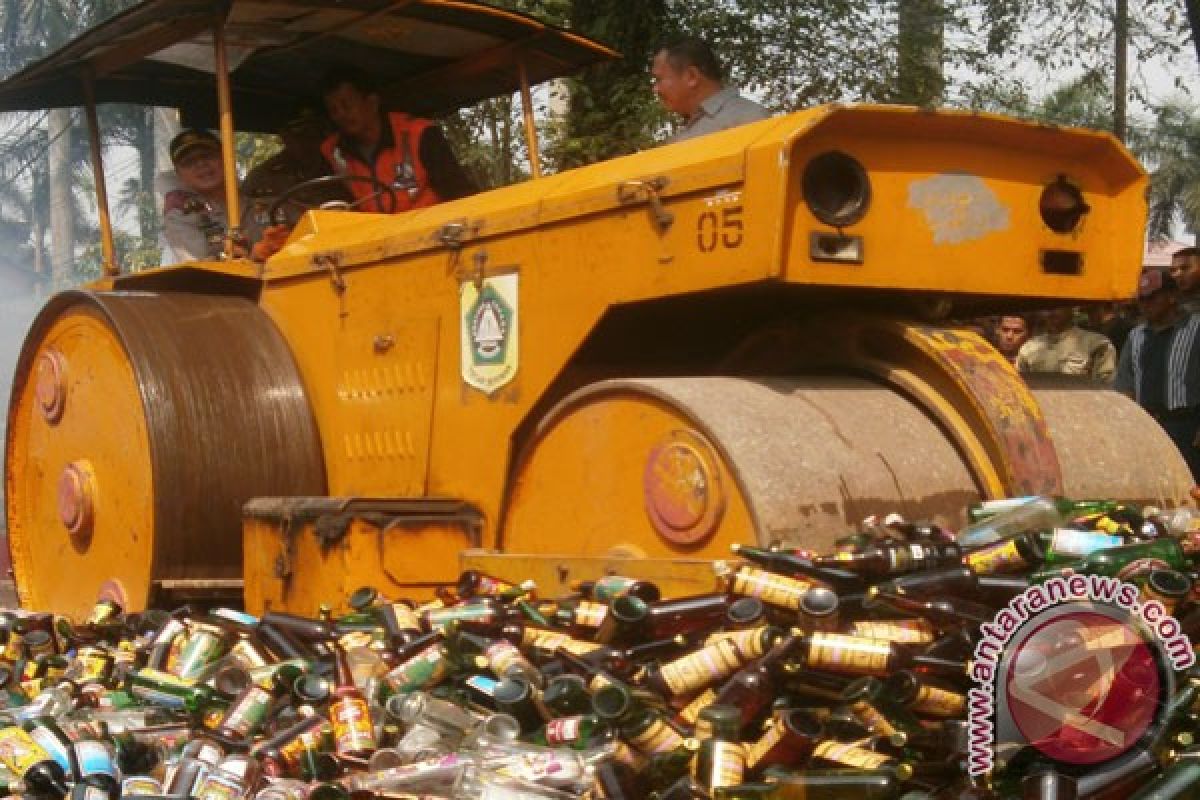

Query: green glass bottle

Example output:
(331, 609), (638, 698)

(713, 768), (902, 800)
(693, 705), (745, 792)
(1129, 748), (1200, 800)
(966, 495), (1120, 525)
(1033, 535), (1200, 582)
(527, 714), (614, 750)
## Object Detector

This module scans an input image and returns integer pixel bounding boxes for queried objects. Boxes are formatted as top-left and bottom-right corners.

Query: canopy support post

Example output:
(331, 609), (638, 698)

(82, 73), (118, 277)
(213, 14), (241, 259)
(518, 62), (542, 179)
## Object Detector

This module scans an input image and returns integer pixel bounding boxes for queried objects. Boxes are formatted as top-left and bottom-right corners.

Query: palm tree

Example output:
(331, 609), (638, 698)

(1142, 100), (1200, 243)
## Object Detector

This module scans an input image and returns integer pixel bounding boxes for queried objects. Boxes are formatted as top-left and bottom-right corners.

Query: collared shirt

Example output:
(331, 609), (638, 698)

(161, 187), (260, 264)
(1015, 326), (1117, 384)
(668, 86), (771, 143)
(1115, 312), (1200, 410)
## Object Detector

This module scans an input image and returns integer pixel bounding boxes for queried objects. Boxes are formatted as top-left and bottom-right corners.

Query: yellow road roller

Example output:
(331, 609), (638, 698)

(1, 0), (1189, 620)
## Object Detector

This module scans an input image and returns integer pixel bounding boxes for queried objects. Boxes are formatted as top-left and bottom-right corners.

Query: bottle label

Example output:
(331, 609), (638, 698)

(388, 604), (422, 632)
(705, 626), (772, 660)
(849, 700), (899, 736)
(485, 640), (532, 679)
(852, 618), (935, 644)
(707, 740), (746, 789)
(745, 719), (783, 768)
(331, 695), (377, 755)
(27, 725), (71, 773)
(913, 684), (966, 717)
(222, 685), (272, 738)
(593, 576), (637, 602)
(1050, 529), (1123, 558)
(525, 630), (600, 658)
(807, 633), (891, 676)
(545, 716), (582, 745)
(195, 772), (243, 800)
(121, 776), (164, 796)
(1116, 557), (1172, 583)
(0, 726), (54, 777)
(628, 716), (684, 755)
(659, 639), (743, 695)
(813, 739), (893, 769)
(465, 674), (499, 699)
(473, 574), (513, 596)
(731, 567), (811, 610)
(75, 740), (118, 780)
(174, 626), (225, 681)
(964, 539), (1028, 574)
(573, 601), (608, 628)
(424, 604), (495, 631)
(611, 741), (646, 770)
(677, 688), (716, 725)
(384, 644), (448, 692)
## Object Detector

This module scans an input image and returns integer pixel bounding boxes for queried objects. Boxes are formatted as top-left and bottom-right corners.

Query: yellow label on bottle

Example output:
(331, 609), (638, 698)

(813, 739), (893, 770)
(745, 719), (783, 768)
(704, 626), (771, 660)
(573, 601), (608, 628)
(913, 684), (966, 717)
(964, 539), (1027, 574)
(0, 726), (52, 777)
(850, 700), (898, 736)
(708, 741), (746, 789)
(525, 630), (600, 657)
(851, 618), (935, 644)
(678, 688), (716, 725)
(659, 639), (743, 695)
(731, 567), (812, 610)
(629, 717), (684, 755)
(486, 640), (529, 678)
(807, 633), (892, 676)
(331, 696), (377, 754)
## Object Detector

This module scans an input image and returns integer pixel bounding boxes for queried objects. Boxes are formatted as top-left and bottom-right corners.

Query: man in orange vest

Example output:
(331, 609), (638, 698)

(319, 64), (475, 213)
(251, 65), (475, 260)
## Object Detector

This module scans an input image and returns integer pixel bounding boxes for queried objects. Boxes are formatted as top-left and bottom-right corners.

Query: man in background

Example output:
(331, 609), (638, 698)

(993, 314), (1031, 367)
(1016, 306), (1116, 383)
(651, 36), (769, 143)
(1116, 270), (1200, 480)
(1170, 246), (1200, 314)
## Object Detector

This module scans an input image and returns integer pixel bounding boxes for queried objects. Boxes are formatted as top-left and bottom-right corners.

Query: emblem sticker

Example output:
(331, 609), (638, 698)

(461, 273), (519, 394)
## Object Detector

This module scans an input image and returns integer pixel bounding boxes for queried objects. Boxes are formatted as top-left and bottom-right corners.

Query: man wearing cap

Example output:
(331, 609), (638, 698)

(1116, 269), (1200, 480)
(243, 107), (349, 227)
(162, 129), (260, 264)
(1016, 307), (1117, 383)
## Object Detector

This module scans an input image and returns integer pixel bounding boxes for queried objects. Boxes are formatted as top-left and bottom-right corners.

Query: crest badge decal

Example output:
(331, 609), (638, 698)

(461, 273), (519, 394)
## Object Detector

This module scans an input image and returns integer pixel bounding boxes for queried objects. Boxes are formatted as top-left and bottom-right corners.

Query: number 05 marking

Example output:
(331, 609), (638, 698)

(697, 206), (744, 252)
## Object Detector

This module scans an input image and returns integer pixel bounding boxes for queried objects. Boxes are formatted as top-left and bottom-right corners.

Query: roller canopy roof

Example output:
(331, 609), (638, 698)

(0, 0), (617, 132)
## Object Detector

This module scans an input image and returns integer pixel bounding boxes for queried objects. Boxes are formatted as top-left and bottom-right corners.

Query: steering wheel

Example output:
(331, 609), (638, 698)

(267, 173), (399, 222)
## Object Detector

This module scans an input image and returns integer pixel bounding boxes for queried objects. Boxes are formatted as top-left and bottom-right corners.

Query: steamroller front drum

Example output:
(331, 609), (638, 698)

(4, 290), (326, 618)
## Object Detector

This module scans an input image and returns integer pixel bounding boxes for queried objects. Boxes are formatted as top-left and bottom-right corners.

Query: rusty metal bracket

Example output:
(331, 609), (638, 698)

(313, 252), (345, 294)
(617, 177), (674, 233)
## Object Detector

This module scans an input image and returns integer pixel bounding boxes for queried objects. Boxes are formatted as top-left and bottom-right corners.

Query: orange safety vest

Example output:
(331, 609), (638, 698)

(320, 112), (443, 213)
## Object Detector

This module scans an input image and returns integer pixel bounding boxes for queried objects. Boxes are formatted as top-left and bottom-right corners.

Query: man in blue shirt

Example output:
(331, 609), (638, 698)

(1116, 269), (1200, 480)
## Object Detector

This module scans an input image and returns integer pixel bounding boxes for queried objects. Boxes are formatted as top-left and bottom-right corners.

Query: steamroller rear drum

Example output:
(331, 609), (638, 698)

(4, 290), (326, 618)
(501, 373), (1195, 562)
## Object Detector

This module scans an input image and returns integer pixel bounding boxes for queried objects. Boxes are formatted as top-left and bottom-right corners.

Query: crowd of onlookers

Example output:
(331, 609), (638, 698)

(973, 246), (1200, 480)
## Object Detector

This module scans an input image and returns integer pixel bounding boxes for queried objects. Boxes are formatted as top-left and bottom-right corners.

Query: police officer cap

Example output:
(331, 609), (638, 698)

(170, 129), (220, 164)
(1138, 269), (1179, 299)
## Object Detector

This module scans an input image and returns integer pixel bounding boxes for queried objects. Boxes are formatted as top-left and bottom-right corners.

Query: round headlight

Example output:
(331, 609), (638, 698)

(1040, 176), (1090, 233)
(801, 151), (871, 227)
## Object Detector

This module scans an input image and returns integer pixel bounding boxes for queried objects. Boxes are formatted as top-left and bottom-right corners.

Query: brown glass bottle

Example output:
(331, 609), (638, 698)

(813, 541), (961, 577)
(327, 644), (376, 758)
(745, 708), (823, 770)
